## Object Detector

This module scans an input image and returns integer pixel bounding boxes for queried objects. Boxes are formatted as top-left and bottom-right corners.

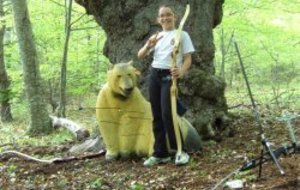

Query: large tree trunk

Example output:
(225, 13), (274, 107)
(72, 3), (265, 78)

(0, 0), (13, 122)
(11, 0), (52, 135)
(75, 0), (228, 139)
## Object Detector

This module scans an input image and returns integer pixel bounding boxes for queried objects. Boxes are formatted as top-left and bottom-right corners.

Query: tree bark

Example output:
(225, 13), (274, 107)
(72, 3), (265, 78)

(75, 0), (228, 138)
(0, 0), (13, 122)
(11, 0), (52, 135)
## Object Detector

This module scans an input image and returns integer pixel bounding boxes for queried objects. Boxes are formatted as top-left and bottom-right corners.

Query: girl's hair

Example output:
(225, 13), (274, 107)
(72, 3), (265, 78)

(158, 5), (175, 15)
(159, 4), (174, 10)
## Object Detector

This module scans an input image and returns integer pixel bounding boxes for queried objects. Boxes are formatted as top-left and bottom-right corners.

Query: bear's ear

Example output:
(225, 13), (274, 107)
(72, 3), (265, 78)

(109, 62), (115, 69)
(127, 60), (133, 65)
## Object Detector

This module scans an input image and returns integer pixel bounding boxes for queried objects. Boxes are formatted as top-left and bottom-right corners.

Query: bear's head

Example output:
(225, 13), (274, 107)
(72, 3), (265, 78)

(107, 61), (138, 99)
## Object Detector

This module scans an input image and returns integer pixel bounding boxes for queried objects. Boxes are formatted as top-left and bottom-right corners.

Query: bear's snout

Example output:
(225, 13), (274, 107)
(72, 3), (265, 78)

(123, 87), (133, 96)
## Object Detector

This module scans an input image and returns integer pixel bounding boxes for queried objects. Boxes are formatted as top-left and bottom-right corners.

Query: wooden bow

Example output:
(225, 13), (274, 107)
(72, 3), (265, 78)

(170, 3), (190, 158)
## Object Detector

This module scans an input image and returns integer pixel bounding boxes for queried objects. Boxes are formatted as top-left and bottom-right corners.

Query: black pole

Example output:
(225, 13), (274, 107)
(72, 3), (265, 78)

(233, 40), (285, 176)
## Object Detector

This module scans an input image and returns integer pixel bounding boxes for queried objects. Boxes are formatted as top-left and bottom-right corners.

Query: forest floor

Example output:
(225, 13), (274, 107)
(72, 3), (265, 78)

(0, 108), (299, 190)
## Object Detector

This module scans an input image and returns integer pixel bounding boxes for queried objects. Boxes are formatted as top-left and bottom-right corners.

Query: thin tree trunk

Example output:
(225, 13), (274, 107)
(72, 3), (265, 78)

(11, 0), (52, 135)
(0, 0), (13, 122)
(220, 27), (225, 79)
(57, 0), (73, 117)
(220, 29), (235, 84)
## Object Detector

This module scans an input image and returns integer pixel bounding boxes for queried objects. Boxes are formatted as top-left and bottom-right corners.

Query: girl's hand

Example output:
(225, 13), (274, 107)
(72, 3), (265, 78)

(170, 67), (182, 79)
(145, 32), (163, 49)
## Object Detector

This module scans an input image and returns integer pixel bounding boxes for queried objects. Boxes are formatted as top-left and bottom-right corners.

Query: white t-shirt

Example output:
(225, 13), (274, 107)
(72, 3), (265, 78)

(151, 30), (195, 69)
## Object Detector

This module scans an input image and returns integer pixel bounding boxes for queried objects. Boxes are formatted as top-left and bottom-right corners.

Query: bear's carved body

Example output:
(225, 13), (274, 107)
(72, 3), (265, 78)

(96, 63), (153, 159)
(96, 62), (202, 160)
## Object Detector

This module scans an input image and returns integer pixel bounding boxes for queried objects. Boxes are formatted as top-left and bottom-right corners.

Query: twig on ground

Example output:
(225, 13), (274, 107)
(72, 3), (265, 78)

(0, 150), (105, 164)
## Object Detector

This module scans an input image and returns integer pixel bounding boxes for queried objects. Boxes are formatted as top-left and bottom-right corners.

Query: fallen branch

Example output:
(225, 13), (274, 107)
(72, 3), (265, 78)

(50, 116), (90, 141)
(0, 150), (105, 164)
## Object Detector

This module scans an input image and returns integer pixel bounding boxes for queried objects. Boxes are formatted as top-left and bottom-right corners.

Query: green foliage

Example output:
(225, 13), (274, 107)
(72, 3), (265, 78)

(7, 164), (17, 177)
(3, 0), (108, 120)
(57, 177), (68, 189)
(0, 120), (74, 151)
(0, 88), (11, 102)
(129, 181), (145, 190)
(89, 178), (103, 189)
(214, 0), (300, 110)
(234, 170), (257, 182)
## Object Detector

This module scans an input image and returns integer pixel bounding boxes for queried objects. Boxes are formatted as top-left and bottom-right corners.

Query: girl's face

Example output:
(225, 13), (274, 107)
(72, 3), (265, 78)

(157, 7), (176, 31)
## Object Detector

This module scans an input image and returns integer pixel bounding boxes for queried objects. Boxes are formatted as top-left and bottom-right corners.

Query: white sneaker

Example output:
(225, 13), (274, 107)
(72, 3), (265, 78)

(175, 152), (190, 165)
(143, 156), (171, 167)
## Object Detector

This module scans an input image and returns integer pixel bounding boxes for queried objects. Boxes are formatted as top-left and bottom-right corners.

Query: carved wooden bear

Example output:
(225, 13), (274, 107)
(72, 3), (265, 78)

(96, 61), (202, 160)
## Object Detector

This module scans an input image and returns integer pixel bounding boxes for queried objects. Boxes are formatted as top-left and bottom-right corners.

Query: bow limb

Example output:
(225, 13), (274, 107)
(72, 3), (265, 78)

(170, 3), (190, 157)
(172, 4), (190, 58)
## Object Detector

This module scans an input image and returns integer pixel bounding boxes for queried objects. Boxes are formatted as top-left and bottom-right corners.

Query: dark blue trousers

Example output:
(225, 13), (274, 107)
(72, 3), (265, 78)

(149, 67), (186, 158)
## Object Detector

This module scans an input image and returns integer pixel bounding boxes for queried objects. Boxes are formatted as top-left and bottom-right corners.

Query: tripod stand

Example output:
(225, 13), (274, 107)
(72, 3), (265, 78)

(211, 101), (299, 190)
(234, 41), (285, 177)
